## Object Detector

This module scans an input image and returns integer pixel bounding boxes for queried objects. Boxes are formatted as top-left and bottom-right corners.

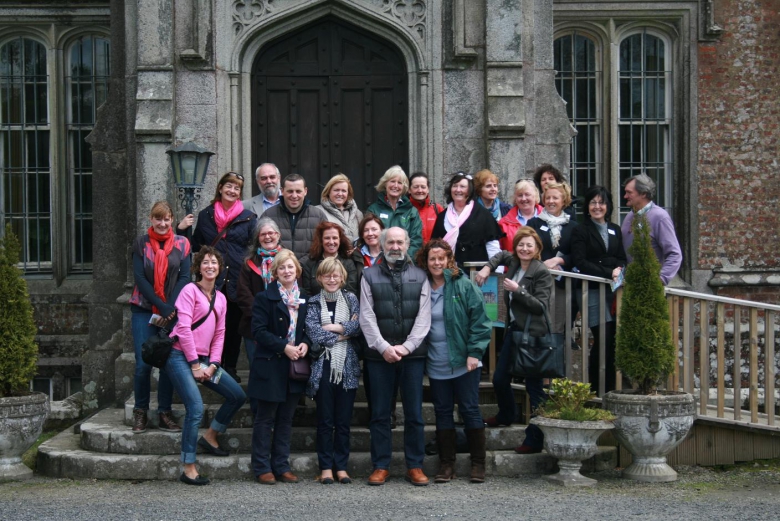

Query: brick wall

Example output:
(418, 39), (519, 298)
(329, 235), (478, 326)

(697, 0), (780, 272)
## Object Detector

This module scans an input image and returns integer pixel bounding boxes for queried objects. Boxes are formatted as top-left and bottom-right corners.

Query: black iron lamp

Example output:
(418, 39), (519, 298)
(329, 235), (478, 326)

(166, 142), (214, 216)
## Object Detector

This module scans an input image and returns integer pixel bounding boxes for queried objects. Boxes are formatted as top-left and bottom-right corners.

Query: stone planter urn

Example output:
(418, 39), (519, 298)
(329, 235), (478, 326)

(0, 392), (49, 480)
(602, 390), (694, 483)
(530, 416), (614, 487)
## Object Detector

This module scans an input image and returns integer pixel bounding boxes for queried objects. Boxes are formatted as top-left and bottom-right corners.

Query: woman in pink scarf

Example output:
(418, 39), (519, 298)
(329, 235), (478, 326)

(430, 172), (503, 270)
(182, 172), (256, 382)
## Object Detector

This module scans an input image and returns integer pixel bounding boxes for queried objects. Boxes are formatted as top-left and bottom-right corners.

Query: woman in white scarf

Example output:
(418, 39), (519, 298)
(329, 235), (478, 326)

(304, 257), (362, 485)
(526, 181), (579, 333)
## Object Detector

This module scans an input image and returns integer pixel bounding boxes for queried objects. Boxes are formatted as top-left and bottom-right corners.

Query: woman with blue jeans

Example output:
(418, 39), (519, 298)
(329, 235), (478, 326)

(475, 227), (553, 454)
(305, 257), (362, 485)
(129, 201), (191, 434)
(417, 239), (492, 483)
(166, 246), (246, 486)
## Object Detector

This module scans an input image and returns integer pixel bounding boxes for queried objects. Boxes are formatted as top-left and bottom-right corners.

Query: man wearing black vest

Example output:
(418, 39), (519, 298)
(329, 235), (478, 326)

(359, 227), (432, 486)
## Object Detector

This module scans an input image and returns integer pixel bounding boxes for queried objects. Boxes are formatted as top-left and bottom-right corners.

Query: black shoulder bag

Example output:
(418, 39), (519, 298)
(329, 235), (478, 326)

(509, 305), (565, 379)
(141, 285), (217, 368)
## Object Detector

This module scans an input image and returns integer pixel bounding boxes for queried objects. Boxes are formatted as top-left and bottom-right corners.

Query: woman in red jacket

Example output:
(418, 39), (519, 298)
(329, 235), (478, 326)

(497, 179), (543, 251)
(408, 172), (443, 244)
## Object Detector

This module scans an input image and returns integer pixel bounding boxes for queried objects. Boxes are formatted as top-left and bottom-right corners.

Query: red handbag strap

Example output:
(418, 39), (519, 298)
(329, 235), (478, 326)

(246, 259), (263, 276)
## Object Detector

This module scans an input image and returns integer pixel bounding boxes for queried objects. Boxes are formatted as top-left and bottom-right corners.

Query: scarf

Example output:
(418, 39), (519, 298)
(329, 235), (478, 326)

(478, 197), (502, 220)
(320, 199), (360, 240)
(257, 247), (279, 286)
(278, 281), (300, 345)
(147, 226), (175, 315)
(538, 209), (570, 249)
(320, 289), (351, 386)
(214, 200), (244, 233)
(442, 201), (474, 249)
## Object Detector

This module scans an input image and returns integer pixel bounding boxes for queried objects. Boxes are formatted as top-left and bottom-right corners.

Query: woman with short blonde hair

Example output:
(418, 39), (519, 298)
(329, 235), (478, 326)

(366, 165), (423, 259)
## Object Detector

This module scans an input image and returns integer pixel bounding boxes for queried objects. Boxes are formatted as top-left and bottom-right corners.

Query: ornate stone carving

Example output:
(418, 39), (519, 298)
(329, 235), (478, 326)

(233, 0), (276, 35)
(381, 0), (426, 40)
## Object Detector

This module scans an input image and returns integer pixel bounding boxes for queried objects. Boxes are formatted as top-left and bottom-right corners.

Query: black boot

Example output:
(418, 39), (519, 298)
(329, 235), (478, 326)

(465, 428), (486, 483)
(434, 429), (457, 483)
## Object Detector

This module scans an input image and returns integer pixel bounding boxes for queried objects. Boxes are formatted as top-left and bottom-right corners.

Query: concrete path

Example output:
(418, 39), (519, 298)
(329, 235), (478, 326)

(2, 465), (779, 520)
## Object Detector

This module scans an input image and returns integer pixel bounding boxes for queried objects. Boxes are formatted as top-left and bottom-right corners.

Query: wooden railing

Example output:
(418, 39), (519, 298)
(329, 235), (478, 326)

(555, 271), (780, 431)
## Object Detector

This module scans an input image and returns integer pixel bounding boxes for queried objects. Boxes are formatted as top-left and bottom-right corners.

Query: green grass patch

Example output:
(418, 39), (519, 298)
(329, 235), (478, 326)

(21, 430), (59, 471)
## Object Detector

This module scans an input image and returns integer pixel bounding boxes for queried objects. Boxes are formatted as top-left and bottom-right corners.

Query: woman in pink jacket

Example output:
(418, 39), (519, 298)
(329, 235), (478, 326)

(165, 245), (247, 486)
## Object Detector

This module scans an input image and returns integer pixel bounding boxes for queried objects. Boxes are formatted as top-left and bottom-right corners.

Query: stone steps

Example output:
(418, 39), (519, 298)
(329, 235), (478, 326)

(83, 409), (526, 455)
(37, 414), (617, 481)
(125, 392), (501, 429)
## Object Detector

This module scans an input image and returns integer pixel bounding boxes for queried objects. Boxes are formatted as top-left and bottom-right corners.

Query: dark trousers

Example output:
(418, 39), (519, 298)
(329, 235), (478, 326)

(492, 332), (517, 424)
(521, 376), (546, 450)
(429, 369), (483, 430)
(315, 359), (357, 471)
(221, 299), (243, 370)
(588, 322), (617, 395)
(251, 393), (301, 476)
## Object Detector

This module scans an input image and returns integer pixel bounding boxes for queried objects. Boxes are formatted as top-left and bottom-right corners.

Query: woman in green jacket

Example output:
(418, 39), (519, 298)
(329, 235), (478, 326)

(416, 239), (491, 484)
(366, 165), (423, 261)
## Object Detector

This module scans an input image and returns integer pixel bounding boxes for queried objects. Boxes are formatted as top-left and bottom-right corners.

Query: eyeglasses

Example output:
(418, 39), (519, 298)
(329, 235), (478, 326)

(588, 200), (607, 207)
(454, 172), (473, 180)
(258, 231), (278, 237)
(321, 274), (342, 280)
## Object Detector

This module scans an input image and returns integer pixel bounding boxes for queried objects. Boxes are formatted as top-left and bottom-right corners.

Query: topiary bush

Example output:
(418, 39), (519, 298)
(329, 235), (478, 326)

(0, 225), (39, 397)
(615, 213), (675, 394)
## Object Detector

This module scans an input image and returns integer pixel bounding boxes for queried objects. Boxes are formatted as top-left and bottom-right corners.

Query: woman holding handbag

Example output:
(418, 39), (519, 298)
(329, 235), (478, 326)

(129, 201), (190, 434)
(249, 249), (310, 485)
(182, 172), (256, 382)
(165, 246), (247, 486)
(305, 257), (362, 485)
(474, 227), (553, 454)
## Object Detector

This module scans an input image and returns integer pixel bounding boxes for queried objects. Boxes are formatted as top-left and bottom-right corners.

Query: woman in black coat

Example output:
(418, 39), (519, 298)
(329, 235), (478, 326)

(181, 171), (256, 381)
(431, 172), (503, 269)
(571, 185), (626, 394)
(249, 249), (310, 485)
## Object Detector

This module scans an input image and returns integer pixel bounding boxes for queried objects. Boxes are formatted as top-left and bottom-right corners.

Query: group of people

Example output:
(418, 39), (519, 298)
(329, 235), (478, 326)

(128, 161), (683, 486)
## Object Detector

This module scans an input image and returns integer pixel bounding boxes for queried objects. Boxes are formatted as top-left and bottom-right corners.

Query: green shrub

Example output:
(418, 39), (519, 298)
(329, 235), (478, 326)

(615, 213), (676, 393)
(538, 378), (615, 422)
(0, 224), (39, 397)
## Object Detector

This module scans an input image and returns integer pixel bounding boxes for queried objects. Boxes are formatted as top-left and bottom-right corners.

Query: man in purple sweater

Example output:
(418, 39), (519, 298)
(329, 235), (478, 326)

(621, 173), (682, 285)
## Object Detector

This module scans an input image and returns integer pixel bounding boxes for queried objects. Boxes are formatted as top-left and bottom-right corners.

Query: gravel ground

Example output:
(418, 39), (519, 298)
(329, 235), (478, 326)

(2, 465), (779, 520)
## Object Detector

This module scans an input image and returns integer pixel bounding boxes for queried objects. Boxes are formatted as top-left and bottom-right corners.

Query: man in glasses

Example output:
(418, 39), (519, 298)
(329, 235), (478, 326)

(244, 163), (282, 217)
(263, 173), (326, 259)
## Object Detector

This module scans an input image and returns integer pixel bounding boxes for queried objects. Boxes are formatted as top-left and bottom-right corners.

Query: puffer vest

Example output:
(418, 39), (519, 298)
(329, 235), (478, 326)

(362, 258), (428, 360)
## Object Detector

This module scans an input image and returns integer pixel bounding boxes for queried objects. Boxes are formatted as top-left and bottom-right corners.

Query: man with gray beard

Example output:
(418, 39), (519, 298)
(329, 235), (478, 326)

(359, 227), (431, 486)
(244, 163), (282, 217)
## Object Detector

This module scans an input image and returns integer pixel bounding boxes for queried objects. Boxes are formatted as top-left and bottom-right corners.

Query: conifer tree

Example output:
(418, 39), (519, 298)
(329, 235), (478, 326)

(615, 214), (675, 393)
(0, 225), (39, 397)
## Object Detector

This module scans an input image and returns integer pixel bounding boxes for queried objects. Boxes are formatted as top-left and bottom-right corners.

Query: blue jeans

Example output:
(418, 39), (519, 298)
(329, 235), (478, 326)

(367, 357), (425, 470)
(492, 332), (517, 424)
(131, 311), (174, 412)
(251, 393), (301, 476)
(163, 349), (246, 464)
(429, 369), (483, 430)
(315, 358), (357, 471)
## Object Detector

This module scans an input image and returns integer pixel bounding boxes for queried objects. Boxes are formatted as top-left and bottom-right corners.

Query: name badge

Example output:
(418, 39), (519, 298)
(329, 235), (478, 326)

(608, 229), (616, 235)
(380, 213), (389, 219)
(298, 298), (306, 304)
(540, 225), (549, 232)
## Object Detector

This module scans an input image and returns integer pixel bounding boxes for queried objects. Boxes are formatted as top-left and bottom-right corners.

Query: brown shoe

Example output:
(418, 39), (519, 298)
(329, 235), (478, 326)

(434, 429), (457, 483)
(132, 408), (148, 433)
(405, 468), (430, 486)
(158, 411), (181, 432)
(257, 472), (276, 485)
(276, 471), (299, 483)
(367, 468), (389, 486)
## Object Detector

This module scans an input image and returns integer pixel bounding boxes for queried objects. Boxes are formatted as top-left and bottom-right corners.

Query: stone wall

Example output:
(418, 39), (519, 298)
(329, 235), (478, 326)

(697, 0), (780, 301)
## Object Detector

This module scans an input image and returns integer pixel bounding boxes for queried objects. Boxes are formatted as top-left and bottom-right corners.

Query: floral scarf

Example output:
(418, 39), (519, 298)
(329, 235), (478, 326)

(147, 226), (174, 315)
(537, 208), (570, 249)
(278, 280), (300, 345)
(257, 247), (279, 286)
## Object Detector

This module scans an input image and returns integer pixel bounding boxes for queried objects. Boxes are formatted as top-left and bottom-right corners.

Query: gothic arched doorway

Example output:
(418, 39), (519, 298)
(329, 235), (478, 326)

(252, 18), (409, 207)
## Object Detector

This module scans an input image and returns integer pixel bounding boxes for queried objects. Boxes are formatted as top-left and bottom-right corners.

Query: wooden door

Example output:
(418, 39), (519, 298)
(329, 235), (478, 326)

(252, 18), (408, 208)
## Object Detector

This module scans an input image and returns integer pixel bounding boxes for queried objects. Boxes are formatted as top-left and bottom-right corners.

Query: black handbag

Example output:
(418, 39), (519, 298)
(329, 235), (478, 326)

(509, 306), (565, 379)
(141, 284), (216, 369)
(288, 357), (312, 381)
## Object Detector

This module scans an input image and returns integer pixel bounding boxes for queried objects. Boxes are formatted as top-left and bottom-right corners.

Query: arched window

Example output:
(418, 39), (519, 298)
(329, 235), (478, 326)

(554, 32), (601, 207)
(67, 35), (110, 272)
(618, 31), (672, 218)
(0, 37), (50, 272)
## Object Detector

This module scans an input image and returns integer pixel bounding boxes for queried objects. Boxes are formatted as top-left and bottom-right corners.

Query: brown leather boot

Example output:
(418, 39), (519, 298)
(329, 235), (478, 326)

(465, 427), (486, 483)
(434, 429), (457, 483)
(132, 408), (148, 433)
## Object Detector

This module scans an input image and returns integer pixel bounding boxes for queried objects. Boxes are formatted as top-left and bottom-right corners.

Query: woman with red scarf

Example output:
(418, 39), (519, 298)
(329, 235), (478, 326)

(129, 201), (191, 433)
(184, 172), (256, 382)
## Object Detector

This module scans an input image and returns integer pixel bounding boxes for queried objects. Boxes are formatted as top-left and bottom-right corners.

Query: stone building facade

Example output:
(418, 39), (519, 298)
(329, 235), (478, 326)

(0, 0), (777, 407)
